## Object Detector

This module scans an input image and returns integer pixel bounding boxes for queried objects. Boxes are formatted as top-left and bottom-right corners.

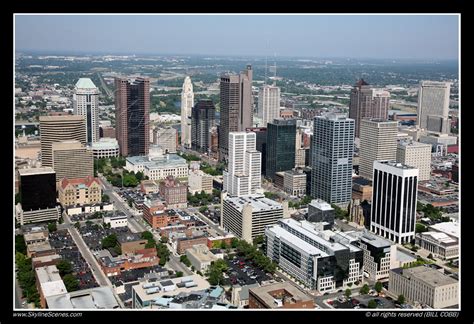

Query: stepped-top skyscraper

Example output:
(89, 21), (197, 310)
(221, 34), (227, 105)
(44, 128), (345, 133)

(73, 78), (99, 144)
(417, 81), (451, 134)
(223, 132), (261, 196)
(311, 114), (354, 205)
(349, 79), (390, 138)
(219, 65), (253, 161)
(191, 100), (215, 153)
(258, 84), (280, 126)
(181, 76), (194, 148)
(115, 77), (150, 157)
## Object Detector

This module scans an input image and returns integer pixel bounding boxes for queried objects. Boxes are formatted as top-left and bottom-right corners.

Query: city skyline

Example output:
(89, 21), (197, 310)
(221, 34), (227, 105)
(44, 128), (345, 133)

(15, 14), (459, 60)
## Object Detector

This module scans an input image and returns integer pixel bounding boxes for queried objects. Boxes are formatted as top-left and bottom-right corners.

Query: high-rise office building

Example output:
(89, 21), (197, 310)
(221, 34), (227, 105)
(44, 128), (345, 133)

(18, 167), (57, 211)
(349, 79), (390, 138)
(295, 128), (306, 168)
(223, 132), (261, 196)
(258, 85), (280, 126)
(359, 119), (398, 180)
(115, 77), (150, 157)
(153, 127), (178, 153)
(370, 160), (418, 244)
(396, 140), (432, 181)
(181, 76), (194, 148)
(73, 78), (99, 144)
(191, 100), (215, 153)
(17, 167), (60, 225)
(52, 141), (94, 181)
(246, 127), (267, 175)
(266, 119), (296, 181)
(311, 114), (354, 205)
(417, 81), (451, 134)
(218, 65), (253, 161)
(39, 116), (87, 168)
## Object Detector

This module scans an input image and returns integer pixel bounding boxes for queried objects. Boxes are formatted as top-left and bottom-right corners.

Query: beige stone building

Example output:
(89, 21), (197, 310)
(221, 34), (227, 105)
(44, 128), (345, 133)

(52, 140), (93, 181)
(188, 169), (213, 194)
(58, 176), (102, 207)
(396, 140), (432, 181)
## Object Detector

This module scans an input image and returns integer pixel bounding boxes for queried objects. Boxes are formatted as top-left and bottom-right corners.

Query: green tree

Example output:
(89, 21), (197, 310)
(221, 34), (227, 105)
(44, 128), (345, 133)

(368, 299), (377, 309)
(397, 294), (405, 305)
(360, 284), (370, 295)
(428, 253), (434, 260)
(136, 171), (144, 182)
(374, 281), (383, 293)
(74, 222), (81, 229)
(48, 222), (57, 232)
(63, 274), (80, 292)
(253, 235), (264, 246)
(56, 260), (73, 276)
(199, 206), (208, 213)
(175, 271), (183, 277)
(101, 234), (118, 249)
(416, 223), (427, 233)
(160, 236), (168, 244)
(231, 238), (239, 249)
(345, 288), (352, 299)
(180, 255), (192, 267)
(220, 240), (227, 249)
(102, 194), (110, 203)
(15, 234), (27, 255)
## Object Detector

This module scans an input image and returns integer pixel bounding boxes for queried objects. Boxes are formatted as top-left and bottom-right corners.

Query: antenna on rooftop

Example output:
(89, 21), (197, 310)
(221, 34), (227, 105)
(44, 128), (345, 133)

(273, 52), (277, 86)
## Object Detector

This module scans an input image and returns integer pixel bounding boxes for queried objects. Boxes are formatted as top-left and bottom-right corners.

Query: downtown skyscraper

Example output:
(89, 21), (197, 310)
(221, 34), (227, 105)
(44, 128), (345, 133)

(311, 114), (354, 205)
(349, 79), (390, 138)
(258, 84), (280, 127)
(417, 81), (451, 134)
(218, 65), (253, 161)
(73, 78), (99, 144)
(115, 77), (150, 157)
(191, 100), (215, 153)
(223, 132), (261, 196)
(265, 119), (296, 181)
(181, 76), (194, 148)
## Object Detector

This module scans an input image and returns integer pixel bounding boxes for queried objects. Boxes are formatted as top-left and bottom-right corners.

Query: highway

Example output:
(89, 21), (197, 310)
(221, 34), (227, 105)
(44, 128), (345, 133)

(97, 73), (113, 98)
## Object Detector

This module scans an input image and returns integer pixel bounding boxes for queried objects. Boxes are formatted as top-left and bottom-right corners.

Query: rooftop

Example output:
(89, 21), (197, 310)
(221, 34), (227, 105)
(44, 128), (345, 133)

(429, 222), (459, 239)
(420, 232), (457, 244)
(127, 153), (187, 169)
(35, 265), (68, 297)
(249, 282), (313, 308)
(348, 231), (393, 248)
(18, 167), (55, 176)
(117, 232), (144, 243)
(45, 287), (119, 309)
(224, 194), (283, 213)
(394, 266), (458, 287)
(375, 160), (417, 170)
(60, 176), (100, 190)
(75, 78), (97, 89)
(309, 199), (333, 211)
(267, 225), (329, 257)
(185, 244), (218, 263)
(88, 138), (119, 149)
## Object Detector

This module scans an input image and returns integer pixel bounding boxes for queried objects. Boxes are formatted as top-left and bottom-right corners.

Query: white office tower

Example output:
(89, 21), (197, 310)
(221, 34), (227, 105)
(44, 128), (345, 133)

(370, 160), (419, 244)
(73, 78), (99, 144)
(396, 140), (432, 181)
(417, 81), (451, 134)
(311, 114), (354, 205)
(359, 119), (398, 180)
(223, 132), (261, 196)
(258, 85), (280, 126)
(180, 76), (194, 148)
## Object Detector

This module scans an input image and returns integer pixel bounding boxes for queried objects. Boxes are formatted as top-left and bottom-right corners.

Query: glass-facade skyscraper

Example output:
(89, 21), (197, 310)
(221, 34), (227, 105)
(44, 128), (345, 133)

(265, 119), (296, 181)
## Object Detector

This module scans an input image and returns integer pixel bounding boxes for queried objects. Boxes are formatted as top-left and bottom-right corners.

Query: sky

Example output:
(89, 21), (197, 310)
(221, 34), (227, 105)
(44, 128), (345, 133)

(15, 15), (459, 60)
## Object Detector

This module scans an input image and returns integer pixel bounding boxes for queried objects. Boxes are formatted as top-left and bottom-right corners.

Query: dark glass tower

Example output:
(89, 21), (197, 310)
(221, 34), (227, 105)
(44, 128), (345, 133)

(265, 119), (296, 181)
(191, 100), (216, 153)
(18, 168), (57, 211)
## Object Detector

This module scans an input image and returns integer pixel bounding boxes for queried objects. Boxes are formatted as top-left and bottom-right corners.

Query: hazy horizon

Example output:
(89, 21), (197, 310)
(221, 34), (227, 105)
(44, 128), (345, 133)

(15, 15), (459, 60)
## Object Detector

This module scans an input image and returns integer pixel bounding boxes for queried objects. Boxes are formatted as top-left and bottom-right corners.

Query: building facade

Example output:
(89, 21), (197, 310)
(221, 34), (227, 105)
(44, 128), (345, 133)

(87, 138), (120, 159)
(191, 100), (215, 153)
(159, 176), (188, 209)
(311, 114), (354, 205)
(221, 194), (284, 243)
(39, 116), (87, 168)
(188, 169), (213, 195)
(248, 282), (314, 309)
(307, 199), (334, 226)
(52, 141), (94, 181)
(359, 119), (398, 180)
(283, 170), (306, 197)
(58, 176), (102, 207)
(153, 127), (178, 154)
(181, 76), (194, 148)
(388, 266), (458, 309)
(265, 219), (363, 291)
(218, 65), (253, 161)
(417, 81), (451, 134)
(115, 77), (150, 157)
(349, 79), (390, 138)
(73, 78), (99, 144)
(258, 85), (280, 126)
(396, 140), (432, 181)
(223, 132), (261, 196)
(370, 161), (419, 244)
(266, 119), (296, 181)
(415, 232), (458, 260)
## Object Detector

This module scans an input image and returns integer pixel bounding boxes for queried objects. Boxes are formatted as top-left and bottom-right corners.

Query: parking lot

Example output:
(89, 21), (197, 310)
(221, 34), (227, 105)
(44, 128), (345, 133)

(70, 212), (103, 223)
(224, 255), (272, 286)
(79, 224), (132, 251)
(49, 230), (99, 290)
(328, 293), (396, 309)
